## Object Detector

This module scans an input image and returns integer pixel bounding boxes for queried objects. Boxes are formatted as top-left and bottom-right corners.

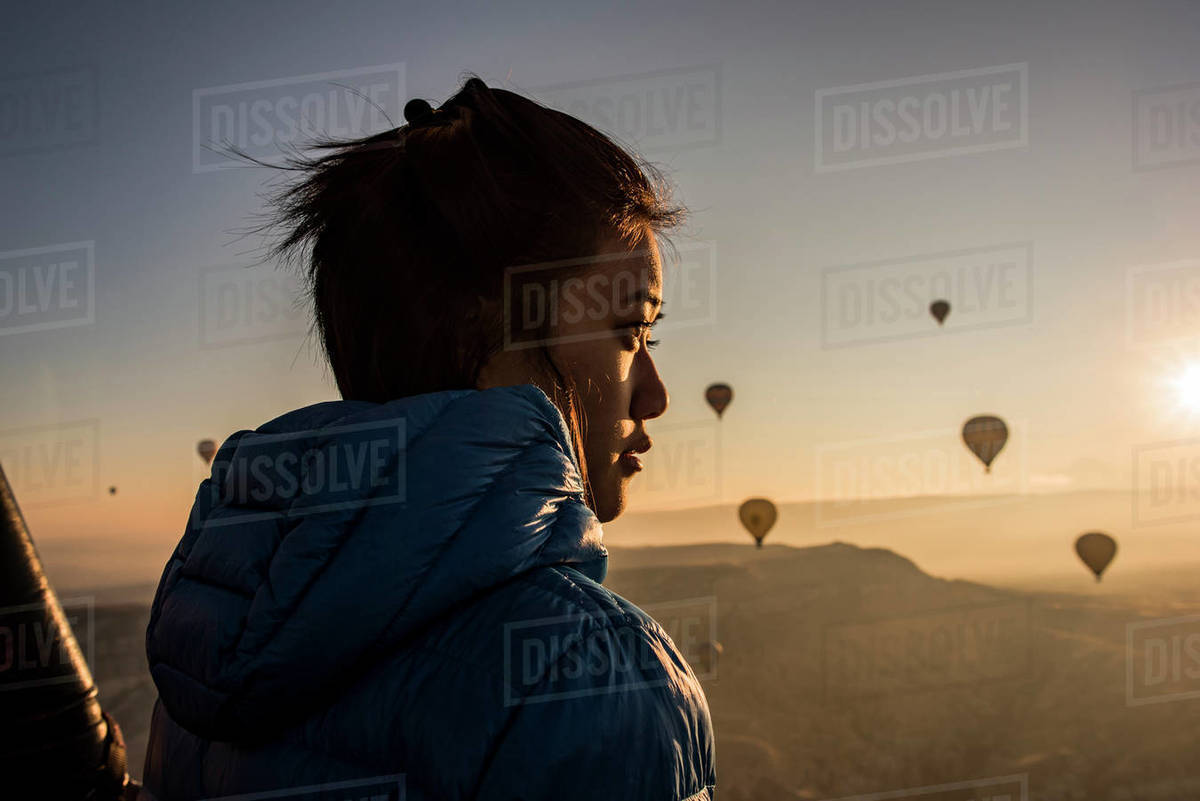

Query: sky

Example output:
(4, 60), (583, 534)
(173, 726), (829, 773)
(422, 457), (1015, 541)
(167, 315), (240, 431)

(4, 0), (1200, 552)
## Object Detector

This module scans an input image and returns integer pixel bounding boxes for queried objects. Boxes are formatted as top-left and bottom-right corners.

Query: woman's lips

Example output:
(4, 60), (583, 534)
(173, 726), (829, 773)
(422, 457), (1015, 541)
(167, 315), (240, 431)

(619, 438), (651, 472)
(619, 451), (644, 471)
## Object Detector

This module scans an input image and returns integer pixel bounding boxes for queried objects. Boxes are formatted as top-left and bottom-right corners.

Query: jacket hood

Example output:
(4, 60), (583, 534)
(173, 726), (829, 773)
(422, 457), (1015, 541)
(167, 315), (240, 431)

(146, 384), (606, 741)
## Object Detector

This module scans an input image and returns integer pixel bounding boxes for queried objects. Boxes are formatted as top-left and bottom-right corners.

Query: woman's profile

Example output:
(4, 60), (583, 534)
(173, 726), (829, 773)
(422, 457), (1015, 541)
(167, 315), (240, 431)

(141, 76), (716, 801)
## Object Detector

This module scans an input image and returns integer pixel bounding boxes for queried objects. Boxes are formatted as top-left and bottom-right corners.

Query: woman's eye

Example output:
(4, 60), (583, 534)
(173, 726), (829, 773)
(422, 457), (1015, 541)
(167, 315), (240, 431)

(622, 322), (660, 351)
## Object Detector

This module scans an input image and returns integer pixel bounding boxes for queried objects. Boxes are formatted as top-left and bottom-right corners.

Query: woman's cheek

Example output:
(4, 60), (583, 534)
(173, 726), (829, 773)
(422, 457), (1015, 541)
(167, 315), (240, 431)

(609, 346), (636, 383)
(571, 340), (633, 388)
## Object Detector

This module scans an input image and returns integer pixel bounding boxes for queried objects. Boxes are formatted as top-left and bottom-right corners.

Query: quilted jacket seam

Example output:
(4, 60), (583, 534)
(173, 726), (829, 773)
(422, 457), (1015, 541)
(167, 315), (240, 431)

(176, 563), (258, 599)
(375, 436), (545, 645)
(543, 565), (643, 629)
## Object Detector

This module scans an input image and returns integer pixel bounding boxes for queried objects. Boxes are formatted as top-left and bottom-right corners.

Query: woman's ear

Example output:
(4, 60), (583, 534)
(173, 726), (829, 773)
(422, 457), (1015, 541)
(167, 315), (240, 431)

(473, 295), (564, 406)
(475, 293), (531, 390)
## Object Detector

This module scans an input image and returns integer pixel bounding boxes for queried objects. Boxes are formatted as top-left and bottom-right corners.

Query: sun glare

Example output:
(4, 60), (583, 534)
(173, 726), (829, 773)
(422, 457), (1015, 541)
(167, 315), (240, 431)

(1173, 363), (1200, 412)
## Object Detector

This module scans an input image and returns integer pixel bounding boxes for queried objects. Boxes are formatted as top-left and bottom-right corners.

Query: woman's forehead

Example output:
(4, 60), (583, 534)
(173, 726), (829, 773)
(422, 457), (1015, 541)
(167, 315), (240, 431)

(593, 247), (662, 312)
(596, 240), (663, 288)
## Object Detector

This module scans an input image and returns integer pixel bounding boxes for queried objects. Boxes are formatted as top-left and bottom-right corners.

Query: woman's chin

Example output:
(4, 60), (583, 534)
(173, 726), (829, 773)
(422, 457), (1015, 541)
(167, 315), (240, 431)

(590, 475), (631, 524)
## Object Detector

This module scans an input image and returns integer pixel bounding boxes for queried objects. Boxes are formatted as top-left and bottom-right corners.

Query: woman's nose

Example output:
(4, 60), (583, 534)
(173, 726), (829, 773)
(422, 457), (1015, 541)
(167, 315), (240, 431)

(632, 354), (669, 422)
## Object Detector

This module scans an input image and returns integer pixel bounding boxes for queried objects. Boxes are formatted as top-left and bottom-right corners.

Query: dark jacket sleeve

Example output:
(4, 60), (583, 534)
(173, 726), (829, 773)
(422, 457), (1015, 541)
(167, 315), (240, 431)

(474, 619), (716, 801)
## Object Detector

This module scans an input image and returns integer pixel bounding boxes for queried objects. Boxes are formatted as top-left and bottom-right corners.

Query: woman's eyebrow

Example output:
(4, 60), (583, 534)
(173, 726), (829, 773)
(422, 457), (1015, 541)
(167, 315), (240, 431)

(621, 287), (663, 310)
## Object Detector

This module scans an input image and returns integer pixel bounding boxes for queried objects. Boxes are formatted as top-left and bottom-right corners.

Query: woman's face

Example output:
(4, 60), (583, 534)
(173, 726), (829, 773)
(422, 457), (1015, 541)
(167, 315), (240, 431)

(478, 233), (670, 522)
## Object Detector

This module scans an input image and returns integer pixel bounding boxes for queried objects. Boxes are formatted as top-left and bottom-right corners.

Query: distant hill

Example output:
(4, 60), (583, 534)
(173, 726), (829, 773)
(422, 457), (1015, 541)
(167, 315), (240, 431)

(603, 542), (1200, 801)
(604, 491), (1200, 587)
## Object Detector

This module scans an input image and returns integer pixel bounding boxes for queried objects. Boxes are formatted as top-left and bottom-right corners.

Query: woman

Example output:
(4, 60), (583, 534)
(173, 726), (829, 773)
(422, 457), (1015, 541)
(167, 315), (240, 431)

(142, 77), (716, 800)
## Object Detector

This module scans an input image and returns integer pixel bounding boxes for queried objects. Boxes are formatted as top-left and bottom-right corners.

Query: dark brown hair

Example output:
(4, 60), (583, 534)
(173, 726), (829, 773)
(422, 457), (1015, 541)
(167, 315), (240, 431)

(258, 75), (684, 506)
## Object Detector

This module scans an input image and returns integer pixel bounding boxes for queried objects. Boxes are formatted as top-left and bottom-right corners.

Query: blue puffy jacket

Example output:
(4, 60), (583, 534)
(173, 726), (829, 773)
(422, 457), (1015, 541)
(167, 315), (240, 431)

(142, 385), (716, 800)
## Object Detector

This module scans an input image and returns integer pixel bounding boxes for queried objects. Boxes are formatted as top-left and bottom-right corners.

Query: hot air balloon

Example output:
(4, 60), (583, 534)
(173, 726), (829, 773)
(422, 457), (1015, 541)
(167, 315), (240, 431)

(108, 486), (117, 496)
(930, 299), (950, 326)
(1075, 532), (1117, 582)
(962, 416), (1008, 473)
(197, 438), (217, 466)
(705, 383), (733, 419)
(739, 498), (777, 548)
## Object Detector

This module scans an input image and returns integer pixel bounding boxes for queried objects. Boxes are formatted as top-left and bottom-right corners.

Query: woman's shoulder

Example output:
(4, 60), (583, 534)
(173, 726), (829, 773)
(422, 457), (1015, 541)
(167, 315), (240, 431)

(477, 564), (717, 800)
(335, 562), (716, 800)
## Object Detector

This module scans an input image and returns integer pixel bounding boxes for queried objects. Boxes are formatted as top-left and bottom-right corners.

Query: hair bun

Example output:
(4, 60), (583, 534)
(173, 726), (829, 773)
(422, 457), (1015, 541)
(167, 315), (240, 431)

(404, 98), (434, 124)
